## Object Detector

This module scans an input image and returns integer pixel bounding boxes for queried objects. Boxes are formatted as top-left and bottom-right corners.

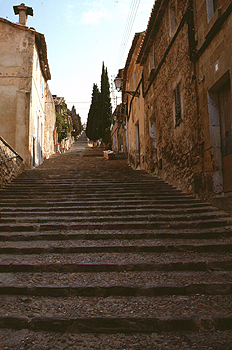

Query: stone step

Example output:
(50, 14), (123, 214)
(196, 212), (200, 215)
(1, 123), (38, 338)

(0, 219), (230, 232)
(1, 244), (231, 254)
(0, 212), (229, 224)
(1, 270), (231, 287)
(0, 205), (215, 215)
(0, 194), (198, 203)
(1, 293), (232, 319)
(0, 198), (204, 206)
(1, 259), (232, 273)
(0, 315), (232, 334)
(1, 283), (232, 297)
(0, 201), (210, 210)
(1, 136), (232, 345)
(1, 228), (232, 241)
(1, 329), (231, 348)
(1, 240), (232, 254)
(1, 182), (179, 190)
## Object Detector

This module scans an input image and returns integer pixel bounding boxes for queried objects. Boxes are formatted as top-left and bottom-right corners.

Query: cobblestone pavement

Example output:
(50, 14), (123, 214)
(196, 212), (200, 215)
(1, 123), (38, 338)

(0, 132), (232, 349)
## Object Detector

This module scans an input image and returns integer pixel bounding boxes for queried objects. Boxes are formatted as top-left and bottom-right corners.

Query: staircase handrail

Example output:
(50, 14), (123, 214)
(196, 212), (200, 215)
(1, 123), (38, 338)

(0, 136), (23, 163)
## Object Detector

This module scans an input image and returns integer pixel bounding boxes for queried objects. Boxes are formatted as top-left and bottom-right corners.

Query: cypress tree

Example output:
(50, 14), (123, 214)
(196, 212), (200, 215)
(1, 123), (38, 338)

(99, 62), (112, 145)
(86, 83), (100, 142)
(86, 63), (112, 145)
(70, 106), (82, 138)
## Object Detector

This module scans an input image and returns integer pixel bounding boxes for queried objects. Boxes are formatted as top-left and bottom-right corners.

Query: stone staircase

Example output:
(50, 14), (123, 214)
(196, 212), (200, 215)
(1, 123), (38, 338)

(0, 132), (232, 349)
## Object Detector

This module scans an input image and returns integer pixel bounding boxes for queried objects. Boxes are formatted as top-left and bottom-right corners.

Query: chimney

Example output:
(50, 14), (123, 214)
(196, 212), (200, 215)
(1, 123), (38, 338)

(13, 3), (33, 26)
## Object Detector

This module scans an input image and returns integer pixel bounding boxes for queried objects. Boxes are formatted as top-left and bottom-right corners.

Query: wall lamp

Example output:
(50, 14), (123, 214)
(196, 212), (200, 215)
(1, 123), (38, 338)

(114, 75), (140, 97)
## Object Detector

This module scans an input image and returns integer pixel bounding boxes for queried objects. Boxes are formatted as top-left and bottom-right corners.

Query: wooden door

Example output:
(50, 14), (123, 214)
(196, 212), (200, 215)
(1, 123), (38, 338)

(219, 80), (232, 192)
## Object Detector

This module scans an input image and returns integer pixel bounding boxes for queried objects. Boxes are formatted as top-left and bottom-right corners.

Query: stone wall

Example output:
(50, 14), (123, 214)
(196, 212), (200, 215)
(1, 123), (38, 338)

(0, 137), (25, 188)
(141, 1), (201, 196)
(44, 84), (56, 159)
(194, 0), (232, 200)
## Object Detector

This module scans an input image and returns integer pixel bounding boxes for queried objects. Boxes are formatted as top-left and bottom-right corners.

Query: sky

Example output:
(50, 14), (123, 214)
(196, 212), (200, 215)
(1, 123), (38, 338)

(0, 0), (155, 123)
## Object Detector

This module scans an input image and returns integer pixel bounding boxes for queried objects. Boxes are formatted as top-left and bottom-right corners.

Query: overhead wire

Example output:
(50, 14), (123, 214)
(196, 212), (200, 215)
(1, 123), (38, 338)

(114, 0), (141, 72)
(114, 0), (138, 70)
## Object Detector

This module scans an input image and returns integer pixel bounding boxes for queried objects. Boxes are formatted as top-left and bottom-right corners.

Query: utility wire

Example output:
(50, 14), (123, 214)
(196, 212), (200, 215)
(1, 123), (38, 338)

(114, 0), (141, 72)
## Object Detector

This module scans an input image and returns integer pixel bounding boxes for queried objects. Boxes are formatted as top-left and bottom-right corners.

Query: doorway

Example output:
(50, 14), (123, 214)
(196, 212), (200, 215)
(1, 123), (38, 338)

(218, 80), (232, 192)
(135, 122), (140, 168)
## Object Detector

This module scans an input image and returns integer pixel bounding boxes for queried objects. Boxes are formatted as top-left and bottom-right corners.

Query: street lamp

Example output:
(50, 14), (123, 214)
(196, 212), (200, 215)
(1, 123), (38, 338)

(114, 75), (123, 92)
(114, 75), (140, 97)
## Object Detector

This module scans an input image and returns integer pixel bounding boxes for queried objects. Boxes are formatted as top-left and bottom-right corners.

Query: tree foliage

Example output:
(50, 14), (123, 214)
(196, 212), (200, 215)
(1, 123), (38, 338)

(86, 84), (100, 142)
(70, 105), (82, 138)
(86, 62), (112, 145)
(56, 112), (70, 143)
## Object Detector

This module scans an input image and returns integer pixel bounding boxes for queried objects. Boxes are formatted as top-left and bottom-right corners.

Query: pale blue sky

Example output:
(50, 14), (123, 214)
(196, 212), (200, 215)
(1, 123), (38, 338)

(1, 0), (154, 123)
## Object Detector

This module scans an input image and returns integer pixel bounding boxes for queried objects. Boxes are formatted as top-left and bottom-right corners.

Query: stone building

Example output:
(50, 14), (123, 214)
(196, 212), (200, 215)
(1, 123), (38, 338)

(192, 0), (232, 209)
(137, 0), (200, 196)
(0, 3), (56, 168)
(118, 0), (231, 209)
(111, 103), (128, 155)
(123, 32), (145, 169)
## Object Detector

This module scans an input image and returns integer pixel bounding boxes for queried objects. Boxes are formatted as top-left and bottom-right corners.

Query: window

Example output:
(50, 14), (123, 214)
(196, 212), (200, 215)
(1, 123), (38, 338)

(134, 71), (137, 91)
(206, 0), (217, 22)
(169, 0), (176, 34)
(149, 45), (155, 71)
(174, 83), (182, 126)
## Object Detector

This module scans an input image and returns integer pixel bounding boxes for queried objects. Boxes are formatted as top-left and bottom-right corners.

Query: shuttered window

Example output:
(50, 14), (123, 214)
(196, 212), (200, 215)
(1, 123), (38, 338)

(174, 83), (182, 126)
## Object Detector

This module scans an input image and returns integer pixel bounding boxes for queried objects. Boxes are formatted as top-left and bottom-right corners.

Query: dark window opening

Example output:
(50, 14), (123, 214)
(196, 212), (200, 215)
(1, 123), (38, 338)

(175, 83), (182, 127)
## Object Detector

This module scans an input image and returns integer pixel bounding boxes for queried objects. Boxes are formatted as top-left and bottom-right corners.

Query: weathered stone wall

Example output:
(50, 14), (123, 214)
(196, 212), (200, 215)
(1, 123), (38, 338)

(194, 0), (232, 199)
(0, 137), (25, 188)
(0, 20), (34, 165)
(44, 84), (56, 159)
(143, 2), (202, 196)
(126, 33), (145, 170)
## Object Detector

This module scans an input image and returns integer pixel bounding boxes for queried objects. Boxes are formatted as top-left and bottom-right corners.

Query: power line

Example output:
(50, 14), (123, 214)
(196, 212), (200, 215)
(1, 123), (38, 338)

(114, 0), (141, 72)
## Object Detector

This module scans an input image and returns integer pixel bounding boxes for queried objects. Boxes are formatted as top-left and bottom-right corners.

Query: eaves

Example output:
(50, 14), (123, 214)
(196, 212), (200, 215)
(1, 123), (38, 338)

(137, 0), (169, 65)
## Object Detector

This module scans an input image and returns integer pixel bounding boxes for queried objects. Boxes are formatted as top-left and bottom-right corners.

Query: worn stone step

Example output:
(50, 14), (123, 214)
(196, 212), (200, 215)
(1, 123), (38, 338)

(0, 201), (211, 210)
(0, 218), (230, 232)
(0, 205), (216, 216)
(1, 135), (232, 345)
(1, 259), (232, 273)
(0, 212), (229, 225)
(1, 328), (232, 348)
(1, 241), (232, 254)
(1, 249), (230, 264)
(0, 199), (206, 208)
(1, 270), (231, 288)
(1, 294), (232, 319)
(0, 315), (232, 333)
(1, 283), (232, 297)
(1, 228), (232, 241)
(0, 183), (181, 190)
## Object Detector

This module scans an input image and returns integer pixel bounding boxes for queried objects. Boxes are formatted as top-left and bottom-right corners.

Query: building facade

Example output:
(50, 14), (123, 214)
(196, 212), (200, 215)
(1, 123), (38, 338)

(118, 0), (231, 208)
(0, 4), (56, 168)
(193, 0), (232, 207)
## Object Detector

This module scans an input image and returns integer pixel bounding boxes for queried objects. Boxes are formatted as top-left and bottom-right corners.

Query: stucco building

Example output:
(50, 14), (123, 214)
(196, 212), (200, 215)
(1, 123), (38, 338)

(0, 3), (56, 168)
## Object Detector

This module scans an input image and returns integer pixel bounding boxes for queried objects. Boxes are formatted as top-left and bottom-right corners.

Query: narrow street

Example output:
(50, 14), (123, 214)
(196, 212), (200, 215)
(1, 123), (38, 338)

(0, 132), (232, 349)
